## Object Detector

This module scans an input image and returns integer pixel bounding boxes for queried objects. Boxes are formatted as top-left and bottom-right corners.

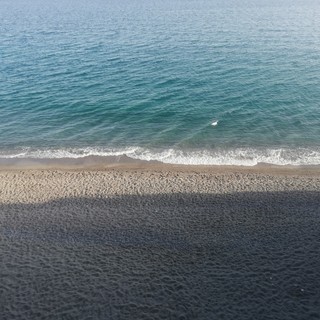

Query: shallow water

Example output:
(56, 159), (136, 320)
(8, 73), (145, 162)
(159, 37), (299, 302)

(1, 0), (320, 165)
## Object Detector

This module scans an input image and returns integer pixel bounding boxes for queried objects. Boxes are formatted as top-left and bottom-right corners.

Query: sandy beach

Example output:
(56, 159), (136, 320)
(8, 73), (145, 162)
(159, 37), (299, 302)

(1, 165), (320, 319)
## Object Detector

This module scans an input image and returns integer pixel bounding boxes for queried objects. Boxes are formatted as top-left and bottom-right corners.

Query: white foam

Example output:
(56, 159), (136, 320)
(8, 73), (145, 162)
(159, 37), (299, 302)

(0, 147), (140, 159)
(1, 146), (320, 166)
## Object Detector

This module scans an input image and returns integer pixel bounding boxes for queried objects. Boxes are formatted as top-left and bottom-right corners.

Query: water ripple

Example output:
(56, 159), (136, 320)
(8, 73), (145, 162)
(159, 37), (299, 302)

(1, 0), (320, 164)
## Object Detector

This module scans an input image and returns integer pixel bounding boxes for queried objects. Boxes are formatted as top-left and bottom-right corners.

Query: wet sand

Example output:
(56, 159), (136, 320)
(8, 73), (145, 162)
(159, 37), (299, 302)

(1, 165), (320, 319)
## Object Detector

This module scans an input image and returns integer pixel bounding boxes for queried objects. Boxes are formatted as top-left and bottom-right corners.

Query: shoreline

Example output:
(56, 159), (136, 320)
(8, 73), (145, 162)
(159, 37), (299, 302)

(1, 145), (320, 168)
(0, 156), (320, 177)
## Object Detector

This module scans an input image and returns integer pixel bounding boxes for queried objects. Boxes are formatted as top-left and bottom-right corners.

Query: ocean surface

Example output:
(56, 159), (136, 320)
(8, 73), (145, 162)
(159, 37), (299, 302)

(1, 0), (320, 166)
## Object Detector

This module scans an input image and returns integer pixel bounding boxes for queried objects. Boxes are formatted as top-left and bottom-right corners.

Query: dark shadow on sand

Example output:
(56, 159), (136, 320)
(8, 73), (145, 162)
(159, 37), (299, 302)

(1, 191), (320, 319)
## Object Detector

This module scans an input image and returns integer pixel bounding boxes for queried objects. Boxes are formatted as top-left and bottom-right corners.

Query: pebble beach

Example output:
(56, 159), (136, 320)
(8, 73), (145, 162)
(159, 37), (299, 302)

(1, 165), (320, 319)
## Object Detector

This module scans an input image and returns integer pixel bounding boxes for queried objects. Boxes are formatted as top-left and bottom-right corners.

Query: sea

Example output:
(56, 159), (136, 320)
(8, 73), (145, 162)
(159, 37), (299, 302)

(1, 0), (320, 166)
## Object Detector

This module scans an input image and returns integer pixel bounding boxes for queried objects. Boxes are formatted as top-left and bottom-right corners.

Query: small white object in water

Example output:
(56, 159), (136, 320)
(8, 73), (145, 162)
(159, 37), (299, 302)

(211, 120), (218, 126)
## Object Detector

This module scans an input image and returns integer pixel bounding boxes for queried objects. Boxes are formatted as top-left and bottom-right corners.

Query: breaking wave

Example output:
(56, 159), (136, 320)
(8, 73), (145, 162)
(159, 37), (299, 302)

(1, 146), (320, 166)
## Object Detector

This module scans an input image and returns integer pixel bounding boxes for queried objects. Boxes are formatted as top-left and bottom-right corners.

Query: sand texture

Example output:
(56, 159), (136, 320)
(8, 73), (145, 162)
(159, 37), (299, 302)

(1, 168), (320, 319)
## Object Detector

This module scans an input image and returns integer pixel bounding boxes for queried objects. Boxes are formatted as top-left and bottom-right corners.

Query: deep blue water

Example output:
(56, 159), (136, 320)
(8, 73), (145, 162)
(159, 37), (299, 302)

(1, 0), (320, 165)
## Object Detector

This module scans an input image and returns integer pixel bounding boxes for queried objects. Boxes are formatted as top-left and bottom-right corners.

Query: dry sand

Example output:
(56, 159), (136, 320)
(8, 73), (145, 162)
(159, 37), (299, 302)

(1, 165), (320, 319)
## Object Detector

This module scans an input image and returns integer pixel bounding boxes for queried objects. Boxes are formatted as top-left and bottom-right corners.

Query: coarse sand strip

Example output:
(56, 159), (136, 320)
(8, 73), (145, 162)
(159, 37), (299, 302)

(0, 166), (320, 319)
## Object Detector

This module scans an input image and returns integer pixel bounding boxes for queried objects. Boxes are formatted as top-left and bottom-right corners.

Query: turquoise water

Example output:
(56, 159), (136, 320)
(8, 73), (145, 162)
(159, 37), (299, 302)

(1, 0), (320, 165)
